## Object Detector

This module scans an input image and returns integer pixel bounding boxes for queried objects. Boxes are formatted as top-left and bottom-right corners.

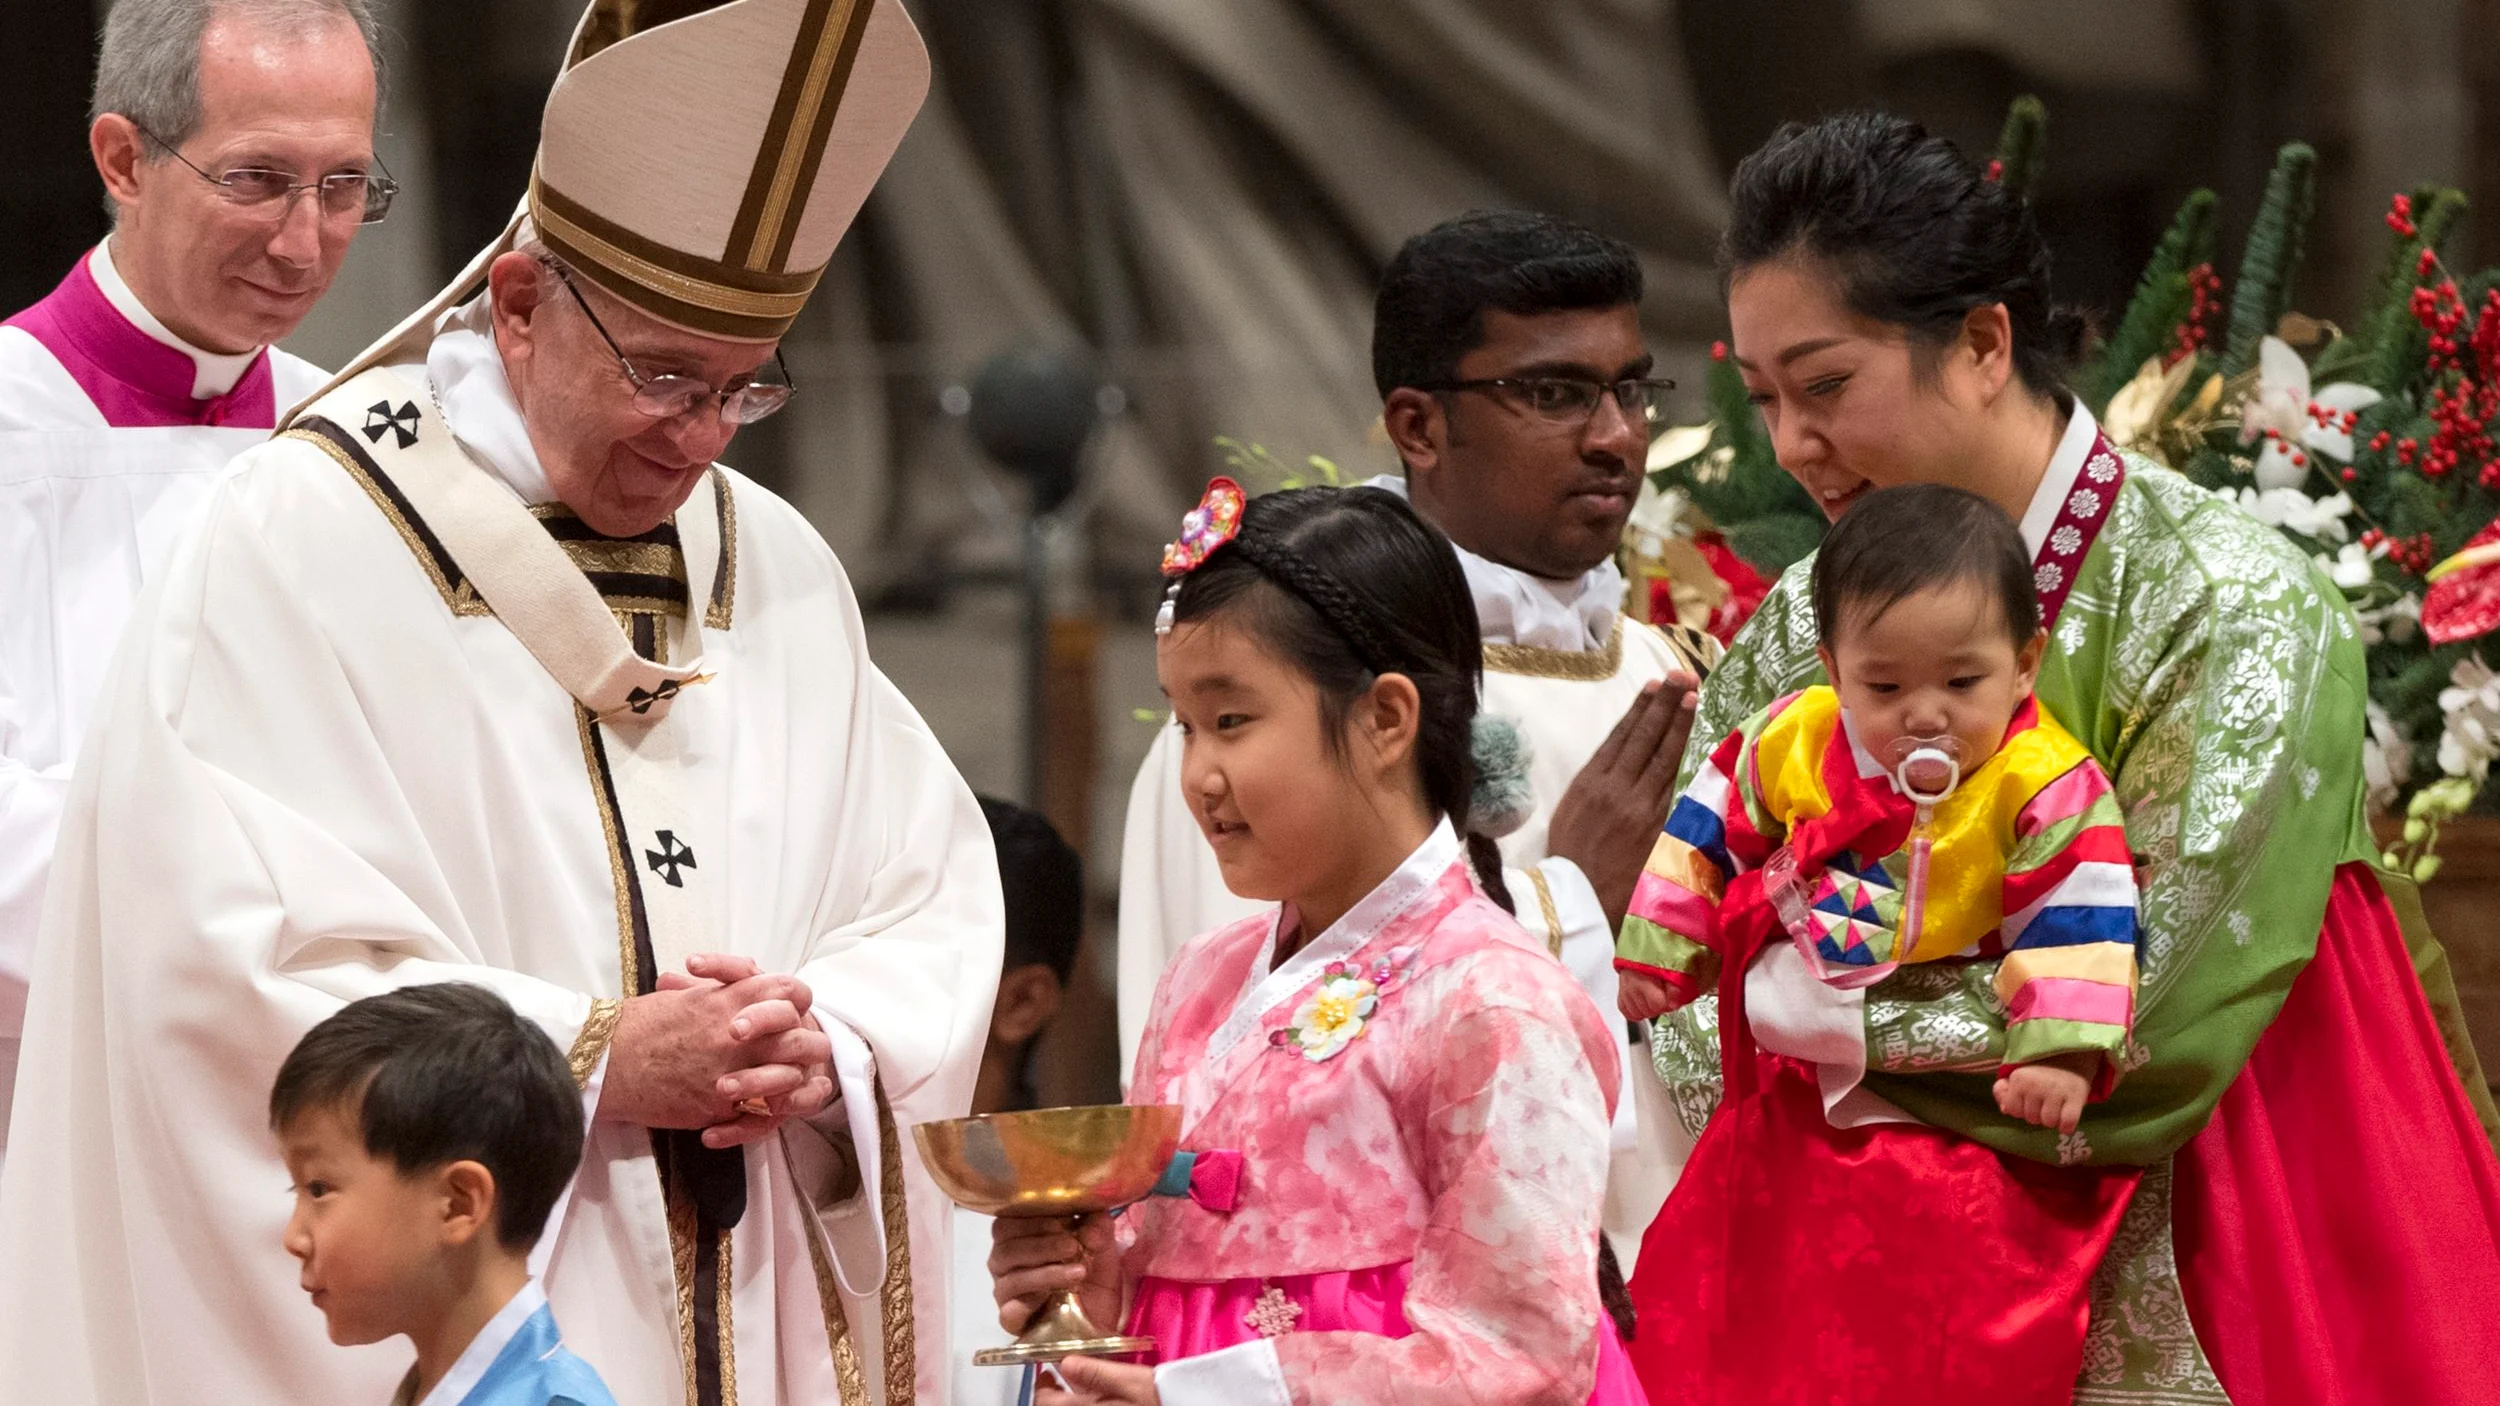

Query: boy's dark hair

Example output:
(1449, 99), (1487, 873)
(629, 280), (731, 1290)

(978, 796), (1083, 982)
(1372, 210), (1643, 399)
(1722, 111), (2085, 399)
(270, 983), (585, 1251)
(1170, 485), (1515, 912)
(1812, 484), (2040, 648)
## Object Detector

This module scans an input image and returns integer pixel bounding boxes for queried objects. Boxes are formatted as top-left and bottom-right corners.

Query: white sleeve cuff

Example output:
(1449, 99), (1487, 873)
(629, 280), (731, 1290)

(1154, 1337), (1289, 1406)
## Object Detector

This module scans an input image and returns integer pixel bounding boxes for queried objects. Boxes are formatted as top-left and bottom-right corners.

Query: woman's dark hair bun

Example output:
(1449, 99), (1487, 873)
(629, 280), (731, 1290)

(1721, 110), (2077, 399)
(2044, 307), (2093, 365)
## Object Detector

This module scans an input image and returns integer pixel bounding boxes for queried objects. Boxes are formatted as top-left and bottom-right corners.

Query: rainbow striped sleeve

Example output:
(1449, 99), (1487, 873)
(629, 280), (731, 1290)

(1616, 722), (1773, 1004)
(1993, 757), (2139, 1075)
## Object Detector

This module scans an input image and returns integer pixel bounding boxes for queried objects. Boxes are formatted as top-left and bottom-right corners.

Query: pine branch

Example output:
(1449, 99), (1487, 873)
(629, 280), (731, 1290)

(2354, 188), (2468, 396)
(1992, 95), (2048, 201)
(2220, 142), (2319, 379)
(2082, 188), (2216, 411)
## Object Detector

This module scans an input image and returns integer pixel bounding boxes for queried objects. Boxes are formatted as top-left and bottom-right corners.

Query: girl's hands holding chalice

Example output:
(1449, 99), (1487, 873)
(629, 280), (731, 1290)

(989, 1212), (1124, 1338)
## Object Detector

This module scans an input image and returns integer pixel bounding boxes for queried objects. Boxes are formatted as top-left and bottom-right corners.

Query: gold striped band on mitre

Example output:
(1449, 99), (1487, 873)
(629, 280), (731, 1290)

(730, 0), (875, 271)
(531, 173), (820, 341)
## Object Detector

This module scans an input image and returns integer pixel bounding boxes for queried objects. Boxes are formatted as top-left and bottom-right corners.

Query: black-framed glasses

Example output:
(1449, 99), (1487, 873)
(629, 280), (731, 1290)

(1423, 376), (1675, 426)
(135, 122), (398, 225)
(547, 262), (796, 426)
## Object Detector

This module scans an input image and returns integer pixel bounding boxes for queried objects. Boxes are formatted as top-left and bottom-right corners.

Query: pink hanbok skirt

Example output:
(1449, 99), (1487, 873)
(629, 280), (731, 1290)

(1129, 1262), (1648, 1404)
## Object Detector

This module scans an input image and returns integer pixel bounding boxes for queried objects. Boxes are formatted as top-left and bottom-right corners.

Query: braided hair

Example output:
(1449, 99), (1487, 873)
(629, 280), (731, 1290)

(1169, 486), (1516, 914)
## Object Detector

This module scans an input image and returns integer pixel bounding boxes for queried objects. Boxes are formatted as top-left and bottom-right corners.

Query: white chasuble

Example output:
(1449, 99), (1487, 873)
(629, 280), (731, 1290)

(0, 362), (1002, 1406)
(0, 248), (328, 1163)
(1117, 596), (1716, 1268)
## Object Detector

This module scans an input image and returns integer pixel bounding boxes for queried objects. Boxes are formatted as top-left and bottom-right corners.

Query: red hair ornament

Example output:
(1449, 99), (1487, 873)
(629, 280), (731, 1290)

(1156, 476), (1247, 635)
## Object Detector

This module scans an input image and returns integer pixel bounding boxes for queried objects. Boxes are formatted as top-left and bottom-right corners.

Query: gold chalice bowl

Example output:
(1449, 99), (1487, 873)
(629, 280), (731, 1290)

(913, 1103), (1183, 1367)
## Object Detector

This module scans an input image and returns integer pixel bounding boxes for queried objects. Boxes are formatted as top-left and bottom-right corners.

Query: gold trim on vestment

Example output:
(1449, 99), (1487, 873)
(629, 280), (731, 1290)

(564, 540), (691, 582)
(716, 1232), (740, 1406)
(284, 426), (491, 618)
(574, 705), (642, 995)
(788, 1077), (916, 1404)
(1483, 620), (1625, 681)
(794, 1140), (873, 1405)
(669, 1178), (701, 1406)
(601, 592), (690, 621)
(569, 998), (624, 1087)
(874, 1085), (915, 1392)
(706, 470), (738, 630)
(1526, 867), (1566, 958)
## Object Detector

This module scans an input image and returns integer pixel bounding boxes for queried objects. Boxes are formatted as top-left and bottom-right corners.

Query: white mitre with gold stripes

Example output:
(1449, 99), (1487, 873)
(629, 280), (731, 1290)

(305, 0), (926, 406)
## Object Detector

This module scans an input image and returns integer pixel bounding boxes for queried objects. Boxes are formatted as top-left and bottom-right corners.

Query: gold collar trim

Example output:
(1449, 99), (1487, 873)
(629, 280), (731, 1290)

(1483, 619), (1625, 681)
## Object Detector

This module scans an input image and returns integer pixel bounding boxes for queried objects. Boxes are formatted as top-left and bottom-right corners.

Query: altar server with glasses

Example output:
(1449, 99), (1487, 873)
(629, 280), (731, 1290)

(0, 0), (387, 1171)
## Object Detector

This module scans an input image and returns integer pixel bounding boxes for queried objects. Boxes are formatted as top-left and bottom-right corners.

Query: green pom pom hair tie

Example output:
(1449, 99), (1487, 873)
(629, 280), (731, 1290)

(1467, 714), (1535, 839)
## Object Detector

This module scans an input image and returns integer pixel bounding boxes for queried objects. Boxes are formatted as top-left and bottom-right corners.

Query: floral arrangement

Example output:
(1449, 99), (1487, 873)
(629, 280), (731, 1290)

(2081, 140), (2500, 861)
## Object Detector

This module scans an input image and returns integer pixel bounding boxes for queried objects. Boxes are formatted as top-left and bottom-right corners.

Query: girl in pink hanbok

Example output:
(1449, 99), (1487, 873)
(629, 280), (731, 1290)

(992, 480), (1644, 1406)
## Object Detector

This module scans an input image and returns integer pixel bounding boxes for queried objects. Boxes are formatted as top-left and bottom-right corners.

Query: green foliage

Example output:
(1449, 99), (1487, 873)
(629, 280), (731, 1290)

(2178, 445), (2239, 494)
(1992, 95), (2048, 202)
(1706, 345), (1772, 471)
(2082, 189), (2217, 413)
(1723, 514), (1829, 576)
(2342, 189), (2469, 396)
(2219, 143), (2318, 379)
(1647, 352), (1826, 572)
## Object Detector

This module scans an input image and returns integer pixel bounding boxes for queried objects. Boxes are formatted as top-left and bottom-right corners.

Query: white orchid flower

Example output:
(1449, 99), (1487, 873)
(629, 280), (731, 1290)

(2364, 701), (2413, 814)
(2317, 539), (2386, 591)
(2437, 655), (2500, 781)
(2235, 487), (2353, 543)
(2239, 336), (2384, 490)
(2355, 591), (2421, 646)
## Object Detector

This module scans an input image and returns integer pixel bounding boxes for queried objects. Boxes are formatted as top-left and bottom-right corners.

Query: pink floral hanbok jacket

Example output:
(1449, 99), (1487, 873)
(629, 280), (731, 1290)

(1122, 821), (1630, 1405)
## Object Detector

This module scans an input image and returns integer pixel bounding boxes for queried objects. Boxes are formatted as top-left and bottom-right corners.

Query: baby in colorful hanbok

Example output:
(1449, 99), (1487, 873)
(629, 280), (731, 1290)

(1616, 483), (2139, 1132)
(991, 480), (1642, 1405)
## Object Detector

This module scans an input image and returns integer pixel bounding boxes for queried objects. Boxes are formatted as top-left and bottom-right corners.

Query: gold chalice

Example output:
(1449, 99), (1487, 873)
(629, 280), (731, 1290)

(914, 1103), (1183, 1367)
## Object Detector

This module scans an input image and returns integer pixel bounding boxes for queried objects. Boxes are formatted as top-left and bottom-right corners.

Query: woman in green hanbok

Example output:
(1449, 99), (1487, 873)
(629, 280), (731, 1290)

(1626, 112), (2500, 1406)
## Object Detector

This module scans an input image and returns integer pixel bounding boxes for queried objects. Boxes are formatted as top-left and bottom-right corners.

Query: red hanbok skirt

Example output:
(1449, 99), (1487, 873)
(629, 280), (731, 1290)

(1629, 863), (2500, 1404)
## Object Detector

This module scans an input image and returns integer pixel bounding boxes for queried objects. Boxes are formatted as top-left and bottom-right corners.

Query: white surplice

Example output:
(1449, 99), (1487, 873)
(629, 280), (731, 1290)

(1114, 474), (1716, 1265)
(0, 242), (326, 1164)
(0, 298), (1001, 1406)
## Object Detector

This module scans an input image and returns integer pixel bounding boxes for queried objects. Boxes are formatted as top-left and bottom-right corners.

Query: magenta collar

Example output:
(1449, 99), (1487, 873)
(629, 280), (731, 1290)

(2, 255), (275, 428)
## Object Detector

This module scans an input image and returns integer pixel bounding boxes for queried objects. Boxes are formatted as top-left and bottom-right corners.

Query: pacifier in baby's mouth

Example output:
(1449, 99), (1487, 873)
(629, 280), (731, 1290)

(1887, 735), (1963, 806)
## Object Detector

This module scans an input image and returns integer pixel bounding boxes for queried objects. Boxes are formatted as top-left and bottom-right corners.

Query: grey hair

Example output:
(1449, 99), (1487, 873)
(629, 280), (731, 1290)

(90, 0), (384, 152)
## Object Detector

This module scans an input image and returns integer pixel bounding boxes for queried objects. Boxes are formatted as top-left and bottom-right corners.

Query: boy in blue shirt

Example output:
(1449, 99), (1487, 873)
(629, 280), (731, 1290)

(272, 983), (616, 1406)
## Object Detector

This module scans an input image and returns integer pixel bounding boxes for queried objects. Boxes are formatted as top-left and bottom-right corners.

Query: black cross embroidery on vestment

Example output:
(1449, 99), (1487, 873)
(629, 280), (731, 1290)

(362, 400), (421, 449)
(646, 830), (696, 887)
(625, 679), (683, 715)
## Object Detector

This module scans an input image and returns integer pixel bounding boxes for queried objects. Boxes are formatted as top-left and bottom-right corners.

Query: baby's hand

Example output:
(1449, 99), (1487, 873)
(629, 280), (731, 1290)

(1617, 969), (1682, 1021)
(1993, 1053), (2098, 1134)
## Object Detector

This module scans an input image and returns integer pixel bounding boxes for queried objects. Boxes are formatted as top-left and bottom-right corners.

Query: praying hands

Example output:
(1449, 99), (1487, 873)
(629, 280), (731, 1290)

(601, 952), (835, 1147)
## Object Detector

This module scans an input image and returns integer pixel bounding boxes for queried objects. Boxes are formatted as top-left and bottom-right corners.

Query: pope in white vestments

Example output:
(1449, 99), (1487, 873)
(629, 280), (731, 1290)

(0, 3), (998, 1405)
(0, 0), (382, 1162)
